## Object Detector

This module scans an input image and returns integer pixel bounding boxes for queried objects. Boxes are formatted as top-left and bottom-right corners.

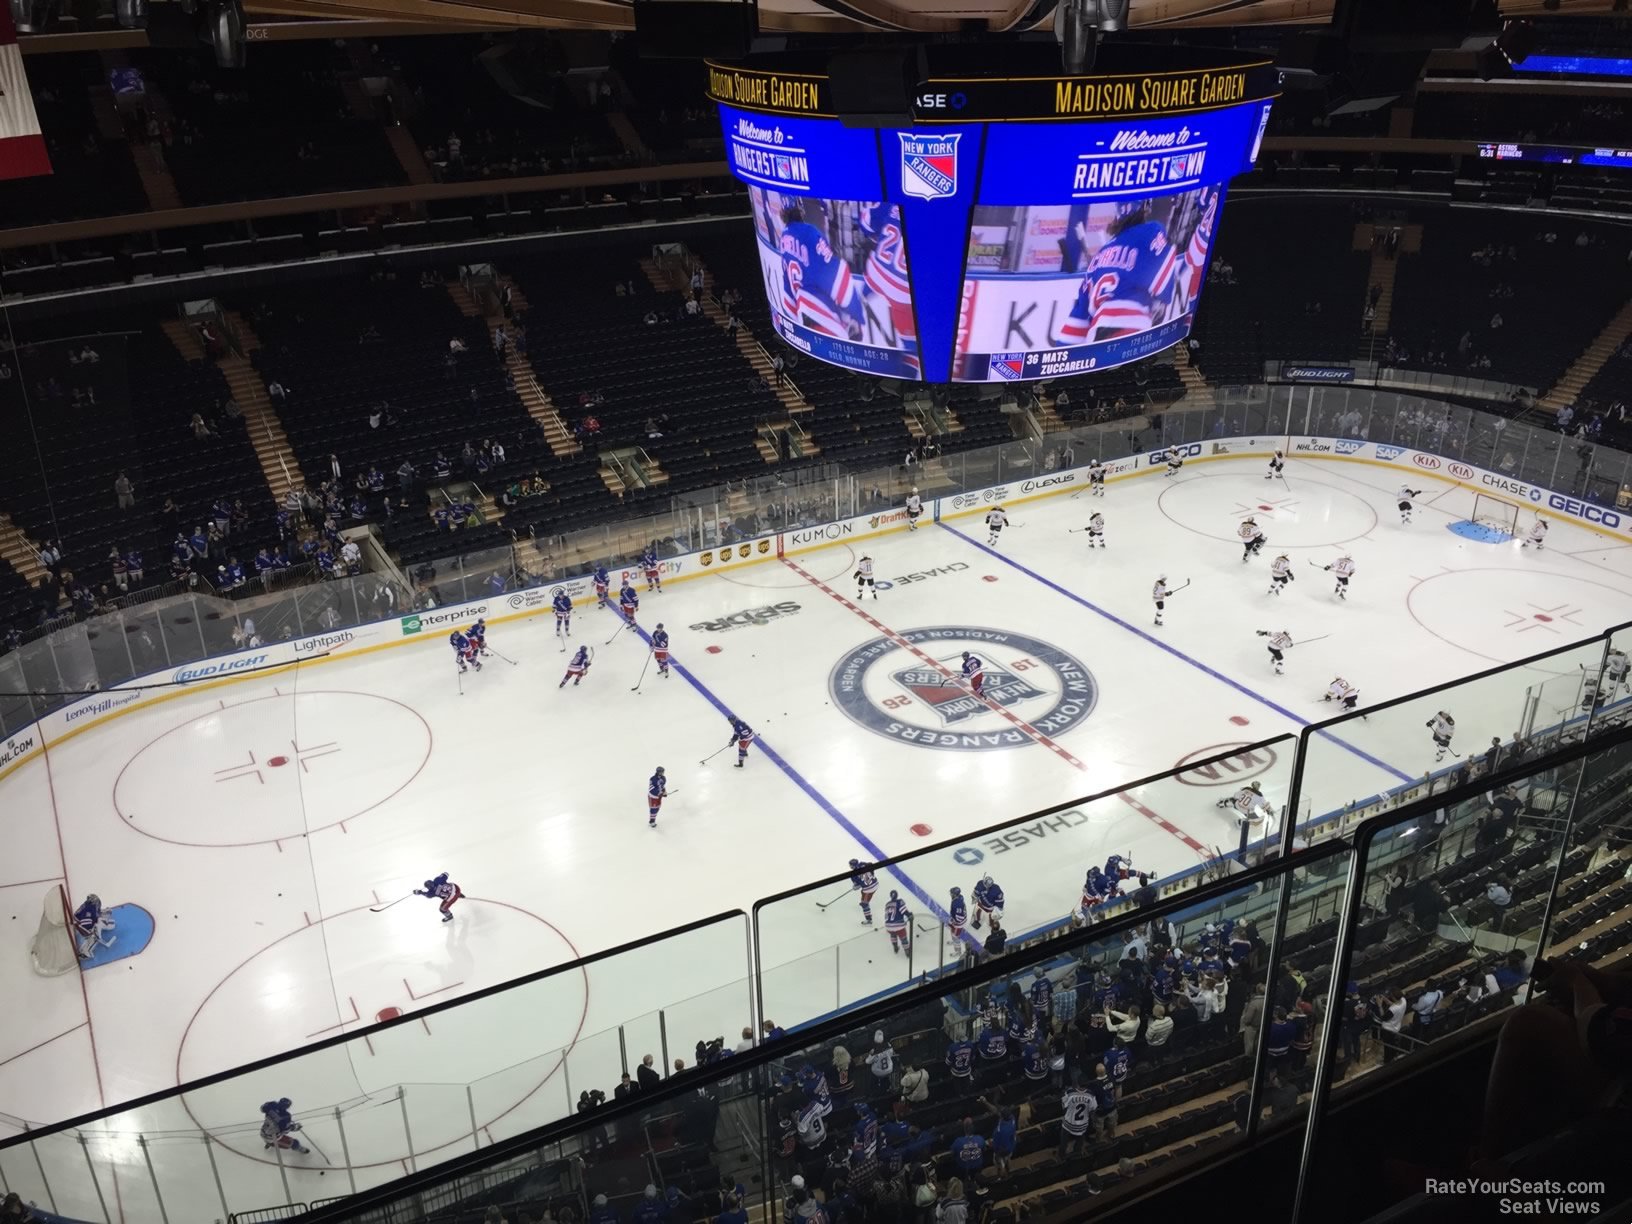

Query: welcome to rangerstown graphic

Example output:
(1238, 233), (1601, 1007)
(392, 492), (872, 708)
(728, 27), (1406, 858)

(829, 626), (1098, 751)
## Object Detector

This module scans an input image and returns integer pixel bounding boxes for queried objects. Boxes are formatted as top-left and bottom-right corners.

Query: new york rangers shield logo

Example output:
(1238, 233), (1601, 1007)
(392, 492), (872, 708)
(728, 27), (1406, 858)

(899, 133), (961, 201)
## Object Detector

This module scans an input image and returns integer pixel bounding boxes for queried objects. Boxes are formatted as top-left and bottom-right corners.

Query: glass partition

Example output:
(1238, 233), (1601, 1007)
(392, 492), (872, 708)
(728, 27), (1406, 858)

(755, 739), (1298, 1031)
(0, 913), (749, 1223)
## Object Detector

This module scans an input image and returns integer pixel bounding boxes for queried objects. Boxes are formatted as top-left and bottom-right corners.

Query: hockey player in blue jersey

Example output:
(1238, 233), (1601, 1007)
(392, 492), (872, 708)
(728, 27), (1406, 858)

(647, 766), (667, 828)
(778, 201), (861, 340)
(728, 717), (754, 768)
(414, 872), (462, 922)
(1059, 200), (1179, 347)
(71, 893), (115, 958)
(949, 885), (968, 939)
(593, 564), (611, 607)
(850, 858), (879, 925)
(650, 624), (671, 678)
(640, 548), (662, 593)
(883, 891), (911, 955)
(856, 202), (914, 345)
(971, 874), (1004, 930)
(560, 645), (591, 688)
(450, 630), (481, 674)
(553, 589), (573, 637)
(467, 618), (488, 655)
(618, 582), (639, 626)
(260, 1098), (308, 1154)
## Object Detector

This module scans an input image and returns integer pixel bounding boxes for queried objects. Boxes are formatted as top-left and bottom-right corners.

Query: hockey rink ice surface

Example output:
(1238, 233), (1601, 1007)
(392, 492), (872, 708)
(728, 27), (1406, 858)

(6, 453), (1632, 1217)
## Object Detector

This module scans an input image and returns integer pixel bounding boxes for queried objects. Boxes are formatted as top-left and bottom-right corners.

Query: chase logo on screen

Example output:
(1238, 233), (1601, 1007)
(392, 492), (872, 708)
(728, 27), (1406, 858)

(829, 626), (1097, 753)
(899, 133), (961, 200)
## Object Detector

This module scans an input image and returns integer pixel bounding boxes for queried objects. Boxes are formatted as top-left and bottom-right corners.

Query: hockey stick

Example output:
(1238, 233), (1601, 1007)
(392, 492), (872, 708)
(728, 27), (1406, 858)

(699, 744), (733, 766)
(456, 667), (464, 697)
(301, 1134), (333, 1164)
(487, 648), (519, 667)
(605, 619), (632, 646)
(815, 885), (855, 910)
(1172, 579), (1192, 594)
(631, 650), (653, 692)
(369, 893), (415, 913)
(1291, 635), (1330, 647)
(1307, 560), (1332, 570)
(557, 626), (566, 653)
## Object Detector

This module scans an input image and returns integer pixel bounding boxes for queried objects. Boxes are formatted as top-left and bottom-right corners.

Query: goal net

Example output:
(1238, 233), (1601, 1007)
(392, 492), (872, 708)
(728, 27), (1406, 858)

(30, 885), (81, 976)
(1471, 492), (1522, 539)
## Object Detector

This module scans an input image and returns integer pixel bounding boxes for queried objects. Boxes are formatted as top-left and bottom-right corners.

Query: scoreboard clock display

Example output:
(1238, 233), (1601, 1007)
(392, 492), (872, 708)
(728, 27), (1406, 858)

(709, 46), (1279, 384)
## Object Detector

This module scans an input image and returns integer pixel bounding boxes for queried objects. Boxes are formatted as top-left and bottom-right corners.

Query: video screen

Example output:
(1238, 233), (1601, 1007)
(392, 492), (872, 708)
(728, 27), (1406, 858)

(952, 184), (1221, 382)
(747, 186), (921, 380)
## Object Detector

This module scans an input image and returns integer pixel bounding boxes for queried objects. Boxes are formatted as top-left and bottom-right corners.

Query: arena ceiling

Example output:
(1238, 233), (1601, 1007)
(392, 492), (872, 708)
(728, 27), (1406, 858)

(191, 0), (1626, 40)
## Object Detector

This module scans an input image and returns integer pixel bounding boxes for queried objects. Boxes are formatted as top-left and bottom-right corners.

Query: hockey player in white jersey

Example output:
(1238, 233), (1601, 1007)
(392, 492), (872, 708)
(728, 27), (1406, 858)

(1398, 486), (1422, 524)
(1256, 628), (1293, 675)
(985, 506), (1009, 546)
(1239, 517), (1266, 562)
(1266, 451), (1285, 481)
(1165, 451), (1185, 478)
(1216, 780), (1272, 826)
(855, 555), (878, 600)
(1267, 555), (1294, 596)
(1152, 575), (1173, 626)
(1323, 676), (1361, 712)
(1522, 520), (1548, 550)
(1086, 512), (1106, 548)
(1088, 461), (1107, 497)
(1605, 647), (1630, 695)
(1426, 711), (1456, 762)
(1324, 555), (1356, 599)
(905, 488), (923, 531)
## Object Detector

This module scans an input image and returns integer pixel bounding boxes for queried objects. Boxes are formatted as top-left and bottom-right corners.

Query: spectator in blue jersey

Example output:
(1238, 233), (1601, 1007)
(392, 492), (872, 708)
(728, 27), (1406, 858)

(946, 1033), (976, 1088)
(716, 1193), (748, 1224)
(987, 1108), (1017, 1178)
(588, 1194), (618, 1224)
(1493, 949), (1531, 996)
(948, 1117), (985, 1177)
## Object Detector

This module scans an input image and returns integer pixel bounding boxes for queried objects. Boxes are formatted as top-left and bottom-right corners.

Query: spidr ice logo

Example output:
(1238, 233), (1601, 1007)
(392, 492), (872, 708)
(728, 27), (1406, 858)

(899, 133), (961, 200)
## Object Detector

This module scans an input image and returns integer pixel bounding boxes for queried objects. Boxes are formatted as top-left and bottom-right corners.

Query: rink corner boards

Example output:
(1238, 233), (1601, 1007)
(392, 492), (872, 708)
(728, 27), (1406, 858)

(2, 434), (1626, 785)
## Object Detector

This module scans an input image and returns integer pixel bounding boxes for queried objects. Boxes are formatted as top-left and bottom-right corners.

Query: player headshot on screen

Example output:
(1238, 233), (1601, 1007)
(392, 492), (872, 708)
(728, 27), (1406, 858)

(748, 187), (920, 373)
(953, 184), (1219, 379)
(1059, 187), (1217, 346)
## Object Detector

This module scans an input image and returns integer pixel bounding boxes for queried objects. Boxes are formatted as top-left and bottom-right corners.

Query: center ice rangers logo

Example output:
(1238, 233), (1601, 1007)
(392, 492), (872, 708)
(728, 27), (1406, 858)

(899, 133), (961, 200)
(830, 626), (1097, 752)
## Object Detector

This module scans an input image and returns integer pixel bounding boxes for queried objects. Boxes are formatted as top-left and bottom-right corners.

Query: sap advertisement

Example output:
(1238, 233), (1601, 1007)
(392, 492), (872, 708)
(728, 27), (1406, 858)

(717, 94), (1272, 383)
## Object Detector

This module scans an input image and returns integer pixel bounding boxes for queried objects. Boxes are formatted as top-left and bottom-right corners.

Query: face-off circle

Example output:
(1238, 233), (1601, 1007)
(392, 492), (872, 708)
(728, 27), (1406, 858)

(178, 899), (586, 1168)
(1157, 473), (1377, 547)
(1407, 568), (1632, 665)
(113, 691), (432, 847)
(829, 626), (1097, 752)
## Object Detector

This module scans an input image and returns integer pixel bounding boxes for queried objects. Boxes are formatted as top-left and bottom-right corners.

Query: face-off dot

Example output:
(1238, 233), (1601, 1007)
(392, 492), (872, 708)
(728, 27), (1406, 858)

(983, 575), (999, 583)
(910, 823), (934, 837)
(706, 645), (723, 654)
(1229, 716), (1250, 726)
(268, 755), (290, 767)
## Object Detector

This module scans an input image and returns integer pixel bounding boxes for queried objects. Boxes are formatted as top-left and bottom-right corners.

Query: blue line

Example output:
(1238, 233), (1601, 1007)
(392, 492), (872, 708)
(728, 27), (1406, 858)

(938, 523), (1415, 785)
(609, 609), (977, 949)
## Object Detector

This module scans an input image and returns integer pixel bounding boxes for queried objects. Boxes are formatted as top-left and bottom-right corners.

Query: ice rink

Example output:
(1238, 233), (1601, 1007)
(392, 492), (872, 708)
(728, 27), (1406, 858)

(5, 450), (1632, 1217)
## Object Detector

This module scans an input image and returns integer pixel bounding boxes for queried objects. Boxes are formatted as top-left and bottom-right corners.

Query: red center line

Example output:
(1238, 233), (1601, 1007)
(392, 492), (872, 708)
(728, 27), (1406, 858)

(781, 557), (1210, 857)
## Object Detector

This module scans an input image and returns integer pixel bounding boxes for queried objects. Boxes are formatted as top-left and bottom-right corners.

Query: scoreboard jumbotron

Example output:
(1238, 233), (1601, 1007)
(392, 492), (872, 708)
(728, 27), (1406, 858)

(707, 45), (1279, 384)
